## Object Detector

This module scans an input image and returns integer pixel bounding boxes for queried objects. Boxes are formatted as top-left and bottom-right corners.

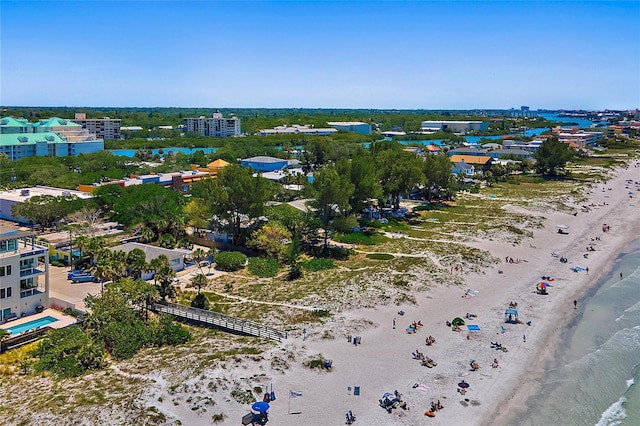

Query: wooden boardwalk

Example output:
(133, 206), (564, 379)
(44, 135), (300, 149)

(151, 301), (287, 342)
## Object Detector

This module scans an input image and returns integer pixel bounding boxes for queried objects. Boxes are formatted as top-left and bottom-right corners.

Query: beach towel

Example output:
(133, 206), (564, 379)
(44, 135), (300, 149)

(413, 384), (429, 392)
(467, 325), (481, 331)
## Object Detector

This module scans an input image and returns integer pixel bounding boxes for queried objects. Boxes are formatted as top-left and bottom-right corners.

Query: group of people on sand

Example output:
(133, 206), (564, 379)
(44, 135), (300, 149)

(425, 335), (436, 346)
(406, 320), (423, 334)
(430, 400), (444, 412)
(505, 257), (527, 264)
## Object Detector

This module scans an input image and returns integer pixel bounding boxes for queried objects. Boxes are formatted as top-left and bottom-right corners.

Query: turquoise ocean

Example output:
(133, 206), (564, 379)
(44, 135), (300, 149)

(515, 238), (640, 425)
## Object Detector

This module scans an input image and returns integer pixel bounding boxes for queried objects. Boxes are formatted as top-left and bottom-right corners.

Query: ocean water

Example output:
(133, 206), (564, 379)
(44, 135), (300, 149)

(515, 239), (640, 426)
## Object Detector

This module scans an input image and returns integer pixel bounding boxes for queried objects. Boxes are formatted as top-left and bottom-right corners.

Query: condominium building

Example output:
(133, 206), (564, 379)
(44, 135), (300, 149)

(0, 230), (49, 322)
(184, 112), (241, 137)
(0, 116), (103, 161)
(72, 113), (121, 140)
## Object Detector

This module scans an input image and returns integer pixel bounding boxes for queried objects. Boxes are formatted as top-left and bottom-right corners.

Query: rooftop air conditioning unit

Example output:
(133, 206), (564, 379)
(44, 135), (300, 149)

(62, 191), (71, 196)
(20, 189), (30, 196)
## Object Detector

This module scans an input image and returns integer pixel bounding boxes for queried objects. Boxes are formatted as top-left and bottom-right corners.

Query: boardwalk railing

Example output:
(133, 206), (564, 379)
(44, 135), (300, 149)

(151, 301), (287, 342)
(0, 326), (52, 353)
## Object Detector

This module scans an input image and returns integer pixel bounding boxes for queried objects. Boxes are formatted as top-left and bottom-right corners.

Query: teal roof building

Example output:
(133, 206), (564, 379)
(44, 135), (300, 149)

(0, 116), (104, 161)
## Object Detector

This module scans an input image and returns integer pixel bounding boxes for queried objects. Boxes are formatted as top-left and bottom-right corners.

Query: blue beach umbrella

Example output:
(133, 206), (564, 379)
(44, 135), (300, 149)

(252, 401), (270, 413)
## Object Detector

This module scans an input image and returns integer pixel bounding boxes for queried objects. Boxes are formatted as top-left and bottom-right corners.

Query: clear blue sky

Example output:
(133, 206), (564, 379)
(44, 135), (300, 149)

(1, 1), (639, 109)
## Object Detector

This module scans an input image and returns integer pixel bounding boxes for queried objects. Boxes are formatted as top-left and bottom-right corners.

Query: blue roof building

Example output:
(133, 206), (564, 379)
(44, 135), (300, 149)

(241, 156), (290, 172)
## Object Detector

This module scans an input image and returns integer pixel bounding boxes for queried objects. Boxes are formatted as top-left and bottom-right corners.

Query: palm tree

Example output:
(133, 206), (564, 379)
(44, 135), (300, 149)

(191, 273), (208, 294)
(126, 248), (147, 279)
(155, 265), (176, 300)
(140, 226), (155, 244)
(73, 235), (90, 267)
(206, 247), (218, 275)
(192, 248), (206, 273)
(148, 254), (170, 285)
(90, 258), (113, 293)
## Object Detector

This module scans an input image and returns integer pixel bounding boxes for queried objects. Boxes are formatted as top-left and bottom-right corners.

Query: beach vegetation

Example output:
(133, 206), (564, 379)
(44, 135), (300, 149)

(336, 230), (387, 245)
(247, 257), (279, 277)
(302, 258), (336, 271)
(366, 253), (394, 260)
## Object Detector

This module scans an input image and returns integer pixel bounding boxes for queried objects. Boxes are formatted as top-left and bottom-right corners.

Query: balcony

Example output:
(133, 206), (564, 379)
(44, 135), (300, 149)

(19, 267), (44, 277)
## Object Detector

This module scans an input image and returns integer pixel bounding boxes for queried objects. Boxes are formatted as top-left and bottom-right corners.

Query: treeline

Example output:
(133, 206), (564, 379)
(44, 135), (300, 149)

(5, 106), (547, 133)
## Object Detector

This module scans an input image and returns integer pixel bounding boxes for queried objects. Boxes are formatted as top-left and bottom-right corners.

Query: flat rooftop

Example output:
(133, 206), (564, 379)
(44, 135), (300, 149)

(0, 186), (93, 203)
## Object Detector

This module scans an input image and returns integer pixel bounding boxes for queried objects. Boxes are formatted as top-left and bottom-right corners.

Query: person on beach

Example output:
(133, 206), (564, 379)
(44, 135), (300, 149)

(620, 272), (623, 279)
(523, 334), (526, 342)
(574, 300), (577, 309)
(393, 318), (396, 329)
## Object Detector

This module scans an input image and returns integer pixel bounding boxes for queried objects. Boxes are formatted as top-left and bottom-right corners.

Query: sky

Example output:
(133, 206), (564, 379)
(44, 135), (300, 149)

(1, 1), (639, 110)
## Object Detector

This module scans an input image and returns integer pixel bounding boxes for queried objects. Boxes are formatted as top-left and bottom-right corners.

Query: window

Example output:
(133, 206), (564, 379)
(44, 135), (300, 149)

(0, 265), (12, 276)
(0, 287), (10, 298)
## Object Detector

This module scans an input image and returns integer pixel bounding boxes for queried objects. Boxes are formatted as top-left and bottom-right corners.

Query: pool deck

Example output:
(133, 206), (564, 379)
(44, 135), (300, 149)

(0, 309), (76, 332)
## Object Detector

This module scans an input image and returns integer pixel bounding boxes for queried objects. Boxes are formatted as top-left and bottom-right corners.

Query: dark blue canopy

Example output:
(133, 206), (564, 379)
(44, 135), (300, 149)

(252, 401), (270, 413)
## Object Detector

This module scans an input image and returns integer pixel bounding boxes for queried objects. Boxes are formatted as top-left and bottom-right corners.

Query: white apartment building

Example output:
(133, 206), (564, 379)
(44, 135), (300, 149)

(184, 112), (241, 137)
(420, 120), (489, 134)
(258, 124), (338, 136)
(72, 113), (122, 140)
(0, 230), (49, 322)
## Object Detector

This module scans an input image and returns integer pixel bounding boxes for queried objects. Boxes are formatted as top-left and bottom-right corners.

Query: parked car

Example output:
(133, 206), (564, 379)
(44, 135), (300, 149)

(68, 269), (88, 280)
(71, 273), (98, 283)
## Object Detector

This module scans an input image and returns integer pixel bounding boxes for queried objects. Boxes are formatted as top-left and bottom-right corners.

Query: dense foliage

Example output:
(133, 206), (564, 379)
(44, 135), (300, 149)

(247, 257), (280, 277)
(214, 251), (247, 271)
(534, 137), (575, 176)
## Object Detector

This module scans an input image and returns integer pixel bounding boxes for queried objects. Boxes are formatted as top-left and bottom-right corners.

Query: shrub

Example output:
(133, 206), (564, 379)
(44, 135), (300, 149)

(366, 253), (394, 260)
(49, 260), (66, 267)
(215, 251), (247, 272)
(191, 293), (210, 310)
(248, 257), (279, 278)
(287, 263), (303, 281)
(32, 326), (105, 378)
(151, 315), (191, 346)
(331, 216), (359, 233)
(102, 318), (150, 360)
(302, 258), (336, 271)
(62, 307), (82, 317)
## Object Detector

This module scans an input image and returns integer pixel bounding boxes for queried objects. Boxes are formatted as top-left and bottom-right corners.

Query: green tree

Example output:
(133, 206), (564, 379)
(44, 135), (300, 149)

(423, 154), (455, 201)
(375, 145), (424, 210)
(534, 137), (575, 176)
(192, 164), (274, 243)
(246, 222), (291, 261)
(309, 164), (355, 249)
(11, 194), (86, 228)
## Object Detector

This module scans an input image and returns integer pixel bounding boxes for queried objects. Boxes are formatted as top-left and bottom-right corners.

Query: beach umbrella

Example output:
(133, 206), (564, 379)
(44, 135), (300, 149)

(537, 282), (548, 290)
(458, 381), (470, 388)
(557, 224), (570, 229)
(251, 401), (270, 413)
(452, 317), (465, 326)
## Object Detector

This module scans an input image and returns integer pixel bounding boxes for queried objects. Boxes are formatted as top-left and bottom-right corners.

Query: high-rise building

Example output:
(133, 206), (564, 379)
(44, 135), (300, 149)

(184, 112), (241, 137)
(0, 230), (49, 321)
(72, 113), (121, 140)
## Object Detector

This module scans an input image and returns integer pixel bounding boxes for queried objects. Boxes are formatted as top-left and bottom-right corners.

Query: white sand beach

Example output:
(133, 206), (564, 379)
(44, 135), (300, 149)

(173, 164), (637, 426)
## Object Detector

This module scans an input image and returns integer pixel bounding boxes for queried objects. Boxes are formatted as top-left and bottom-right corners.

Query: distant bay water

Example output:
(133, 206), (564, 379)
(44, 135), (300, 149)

(108, 113), (594, 158)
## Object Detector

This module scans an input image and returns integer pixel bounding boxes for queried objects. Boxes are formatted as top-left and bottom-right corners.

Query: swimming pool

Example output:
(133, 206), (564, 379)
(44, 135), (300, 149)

(5, 316), (58, 335)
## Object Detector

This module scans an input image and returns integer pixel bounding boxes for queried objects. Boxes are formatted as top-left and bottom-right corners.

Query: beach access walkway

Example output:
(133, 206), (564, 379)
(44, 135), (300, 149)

(150, 301), (288, 342)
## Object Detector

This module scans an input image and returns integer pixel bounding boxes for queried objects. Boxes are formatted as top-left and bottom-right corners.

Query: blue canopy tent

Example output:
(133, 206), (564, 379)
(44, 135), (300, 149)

(504, 308), (519, 324)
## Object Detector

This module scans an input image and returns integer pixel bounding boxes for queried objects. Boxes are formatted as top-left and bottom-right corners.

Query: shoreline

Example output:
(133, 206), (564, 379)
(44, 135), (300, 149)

(267, 164), (640, 426)
(485, 167), (640, 426)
